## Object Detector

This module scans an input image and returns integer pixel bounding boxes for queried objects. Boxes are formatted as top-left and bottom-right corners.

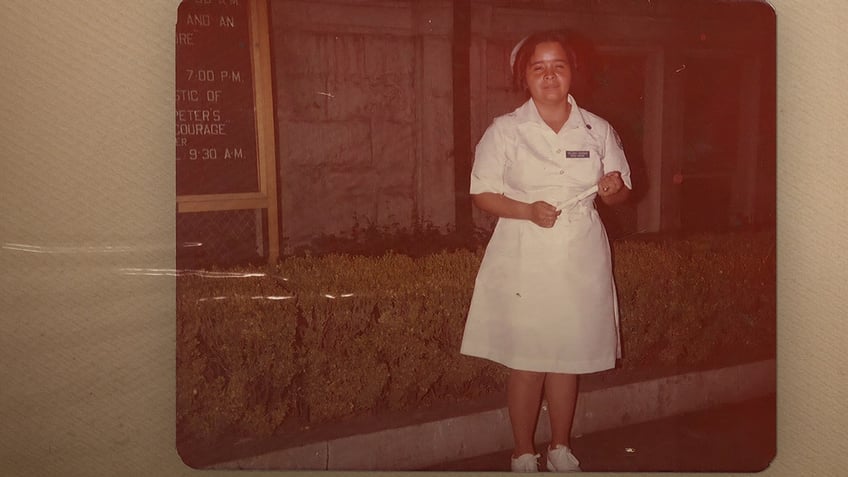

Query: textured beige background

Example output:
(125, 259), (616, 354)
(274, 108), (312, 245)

(0, 0), (845, 475)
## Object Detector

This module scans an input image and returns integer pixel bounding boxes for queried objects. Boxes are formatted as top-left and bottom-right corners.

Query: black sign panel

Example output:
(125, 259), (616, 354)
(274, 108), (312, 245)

(176, 0), (259, 195)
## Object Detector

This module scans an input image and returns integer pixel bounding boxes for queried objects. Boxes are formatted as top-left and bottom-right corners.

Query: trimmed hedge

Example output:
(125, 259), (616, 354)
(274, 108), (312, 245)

(176, 230), (775, 446)
(612, 232), (776, 366)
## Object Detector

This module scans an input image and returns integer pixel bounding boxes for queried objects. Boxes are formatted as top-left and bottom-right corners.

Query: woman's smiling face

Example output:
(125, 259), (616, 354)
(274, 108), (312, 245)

(525, 41), (572, 106)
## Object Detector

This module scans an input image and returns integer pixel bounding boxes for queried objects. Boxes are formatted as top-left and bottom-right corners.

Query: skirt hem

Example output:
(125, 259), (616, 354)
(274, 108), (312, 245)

(460, 348), (616, 375)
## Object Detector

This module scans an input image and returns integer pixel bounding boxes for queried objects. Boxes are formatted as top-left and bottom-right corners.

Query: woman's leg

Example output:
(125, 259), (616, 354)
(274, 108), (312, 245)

(507, 369), (547, 457)
(543, 373), (579, 448)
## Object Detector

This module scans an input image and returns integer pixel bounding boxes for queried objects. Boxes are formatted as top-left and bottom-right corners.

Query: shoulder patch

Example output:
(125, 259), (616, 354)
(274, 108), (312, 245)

(612, 127), (624, 151)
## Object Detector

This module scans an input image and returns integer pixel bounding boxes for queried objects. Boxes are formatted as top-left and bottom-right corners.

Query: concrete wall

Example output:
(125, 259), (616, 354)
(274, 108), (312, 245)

(269, 0), (774, 249)
(270, 0), (455, 249)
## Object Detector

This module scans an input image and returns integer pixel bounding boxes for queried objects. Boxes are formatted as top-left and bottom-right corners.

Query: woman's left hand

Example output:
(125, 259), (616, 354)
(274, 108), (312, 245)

(597, 171), (624, 198)
(597, 171), (629, 205)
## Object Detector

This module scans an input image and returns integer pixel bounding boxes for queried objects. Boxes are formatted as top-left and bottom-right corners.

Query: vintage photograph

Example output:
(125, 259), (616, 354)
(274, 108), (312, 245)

(175, 0), (776, 471)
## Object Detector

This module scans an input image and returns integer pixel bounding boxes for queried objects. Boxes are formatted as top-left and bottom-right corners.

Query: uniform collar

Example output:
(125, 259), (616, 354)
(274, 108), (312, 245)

(514, 94), (588, 131)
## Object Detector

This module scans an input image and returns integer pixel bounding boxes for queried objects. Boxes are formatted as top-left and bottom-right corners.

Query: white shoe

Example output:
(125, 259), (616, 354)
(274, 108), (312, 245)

(546, 445), (581, 472)
(510, 453), (540, 472)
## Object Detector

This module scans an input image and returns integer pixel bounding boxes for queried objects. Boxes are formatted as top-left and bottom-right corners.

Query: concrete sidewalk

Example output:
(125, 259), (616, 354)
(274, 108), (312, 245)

(426, 393), (776, 472)
(206, 358), (775, 471)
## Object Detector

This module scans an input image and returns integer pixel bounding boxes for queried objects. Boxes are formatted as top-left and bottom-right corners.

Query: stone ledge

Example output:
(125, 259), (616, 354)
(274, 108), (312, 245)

(207, 358), (775, 471)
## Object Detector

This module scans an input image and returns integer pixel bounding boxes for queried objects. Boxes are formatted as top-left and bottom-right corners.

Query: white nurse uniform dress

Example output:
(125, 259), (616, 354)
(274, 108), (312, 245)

(460, 95), (632, 374)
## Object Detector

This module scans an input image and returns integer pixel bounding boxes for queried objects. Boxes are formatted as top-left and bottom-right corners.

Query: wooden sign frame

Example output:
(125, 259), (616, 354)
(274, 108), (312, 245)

(176, 0), (279, 263)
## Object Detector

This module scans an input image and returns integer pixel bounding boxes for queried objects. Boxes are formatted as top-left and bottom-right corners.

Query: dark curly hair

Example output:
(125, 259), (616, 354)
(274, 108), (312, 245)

(511, 30), (580, 93)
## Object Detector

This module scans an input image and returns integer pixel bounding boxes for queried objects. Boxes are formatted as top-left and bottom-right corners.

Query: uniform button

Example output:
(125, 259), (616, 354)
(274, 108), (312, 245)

(556, 149), (562, 154)
(559, 170), (564, 174)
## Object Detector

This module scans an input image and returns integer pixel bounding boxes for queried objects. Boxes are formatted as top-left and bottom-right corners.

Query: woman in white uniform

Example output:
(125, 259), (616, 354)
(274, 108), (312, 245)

(460, 30), (632, 472)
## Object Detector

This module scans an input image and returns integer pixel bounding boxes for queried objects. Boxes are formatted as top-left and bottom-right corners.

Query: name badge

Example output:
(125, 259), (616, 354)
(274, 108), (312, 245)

(566, 150), (590, 159)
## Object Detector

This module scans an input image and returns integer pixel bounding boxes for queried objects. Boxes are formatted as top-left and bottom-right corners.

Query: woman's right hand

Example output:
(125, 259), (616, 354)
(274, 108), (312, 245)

(471, 193), (561, 227)
(528, 201), (561, 228)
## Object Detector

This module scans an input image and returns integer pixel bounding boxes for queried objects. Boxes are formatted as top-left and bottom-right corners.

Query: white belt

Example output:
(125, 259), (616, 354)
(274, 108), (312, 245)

(554, 184), (598, 211)
(553, 184), (598, 222)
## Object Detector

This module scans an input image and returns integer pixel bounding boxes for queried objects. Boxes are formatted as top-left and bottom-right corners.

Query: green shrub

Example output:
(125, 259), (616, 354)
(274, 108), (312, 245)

(613, 231), (775, 368)
(176, 271), (300, 442)
(176, 230), (775, 446)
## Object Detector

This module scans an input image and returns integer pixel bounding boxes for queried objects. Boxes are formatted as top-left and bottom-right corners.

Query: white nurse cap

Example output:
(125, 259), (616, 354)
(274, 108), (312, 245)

(509, 35), (529, 71)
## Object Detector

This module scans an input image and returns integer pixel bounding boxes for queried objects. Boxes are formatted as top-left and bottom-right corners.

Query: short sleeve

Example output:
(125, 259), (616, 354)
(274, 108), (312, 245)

(602, 125), (633, 190)
(469, 121), (509, 195)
